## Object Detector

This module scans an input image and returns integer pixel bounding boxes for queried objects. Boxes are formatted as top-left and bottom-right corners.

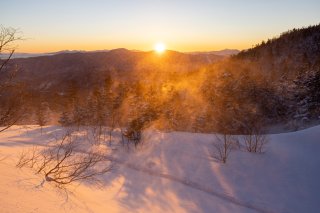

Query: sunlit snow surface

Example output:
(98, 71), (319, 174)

(0, 125), (319, 213)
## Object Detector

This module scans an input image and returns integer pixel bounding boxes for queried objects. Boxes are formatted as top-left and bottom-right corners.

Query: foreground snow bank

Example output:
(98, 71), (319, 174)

(0, 125), (319, 213)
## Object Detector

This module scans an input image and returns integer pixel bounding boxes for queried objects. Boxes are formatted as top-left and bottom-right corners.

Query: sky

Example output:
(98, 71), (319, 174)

(1, 0), (320, 53)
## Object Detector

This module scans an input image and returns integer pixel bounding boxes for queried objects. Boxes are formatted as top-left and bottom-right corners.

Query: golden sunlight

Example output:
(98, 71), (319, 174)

(154, 42), (166, 53)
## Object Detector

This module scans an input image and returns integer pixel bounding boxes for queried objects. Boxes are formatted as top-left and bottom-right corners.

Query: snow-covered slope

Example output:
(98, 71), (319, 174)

(0, 125), (319, 213)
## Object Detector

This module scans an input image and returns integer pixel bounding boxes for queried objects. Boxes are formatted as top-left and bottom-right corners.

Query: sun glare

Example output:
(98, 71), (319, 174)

(154, 42), (166, 53)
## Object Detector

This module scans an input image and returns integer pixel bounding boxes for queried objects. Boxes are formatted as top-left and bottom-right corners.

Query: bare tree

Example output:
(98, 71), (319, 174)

(122, 118), (145, 148)
(211, 134), (237, 163)
(243, 132), (268, 153)
(59, 111), (72, 126)
(86, 125), (105, 145)
(16, 132), (112, 187)
(242, 119), (269, 153)
(108, 111), (118, 145)
(106, 92), (120, 145)
(0, 94), (25, 132)
(0, 26), (22, 69)
(0, 26), (24, 133)
(36, 102), (49, 134)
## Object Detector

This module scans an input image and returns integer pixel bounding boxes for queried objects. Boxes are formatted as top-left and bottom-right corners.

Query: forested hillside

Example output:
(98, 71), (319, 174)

(1, 24), (319, 134)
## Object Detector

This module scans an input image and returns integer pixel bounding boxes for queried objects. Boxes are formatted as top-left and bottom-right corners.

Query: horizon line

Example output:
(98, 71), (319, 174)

(3, 48), (242, 55)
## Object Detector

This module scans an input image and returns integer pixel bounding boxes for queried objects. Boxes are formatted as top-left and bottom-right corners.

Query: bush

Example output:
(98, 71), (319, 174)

(243, 133), (268, 153)
(211, 134), (237, 163)
(16, 132), (112, 187)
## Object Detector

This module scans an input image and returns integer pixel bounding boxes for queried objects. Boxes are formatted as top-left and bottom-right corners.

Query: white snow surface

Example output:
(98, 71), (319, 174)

(0, 125), (319, 213)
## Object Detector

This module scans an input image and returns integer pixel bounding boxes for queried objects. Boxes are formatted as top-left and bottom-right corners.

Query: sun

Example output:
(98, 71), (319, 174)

(154, 42), (166, 53)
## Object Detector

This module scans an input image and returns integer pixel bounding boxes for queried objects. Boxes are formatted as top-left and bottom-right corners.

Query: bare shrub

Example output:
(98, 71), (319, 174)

(16, 133), (112, 187)
(243, 133), (268, 153)
(107, 111), (119, 146)
(36, 102), (49, 134)
(211, 134), (237, 163)
(122, 118), (144, 148)
(242, 119), (269, 153)
(85, 126), (104, 145)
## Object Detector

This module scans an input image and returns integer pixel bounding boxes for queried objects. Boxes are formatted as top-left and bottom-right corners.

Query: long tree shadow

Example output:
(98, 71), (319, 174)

(94, 130), (264, 213)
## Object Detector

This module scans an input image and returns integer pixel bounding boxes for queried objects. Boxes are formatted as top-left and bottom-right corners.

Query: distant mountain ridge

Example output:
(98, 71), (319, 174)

(4, 48), (224, 97)
(1, 48), (239, 59)
(187, 49), (240, 56)
(0, 50), (107, 59)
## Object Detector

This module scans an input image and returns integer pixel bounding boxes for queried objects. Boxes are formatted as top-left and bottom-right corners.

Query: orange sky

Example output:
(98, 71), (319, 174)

(2, 0), (320, 53)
